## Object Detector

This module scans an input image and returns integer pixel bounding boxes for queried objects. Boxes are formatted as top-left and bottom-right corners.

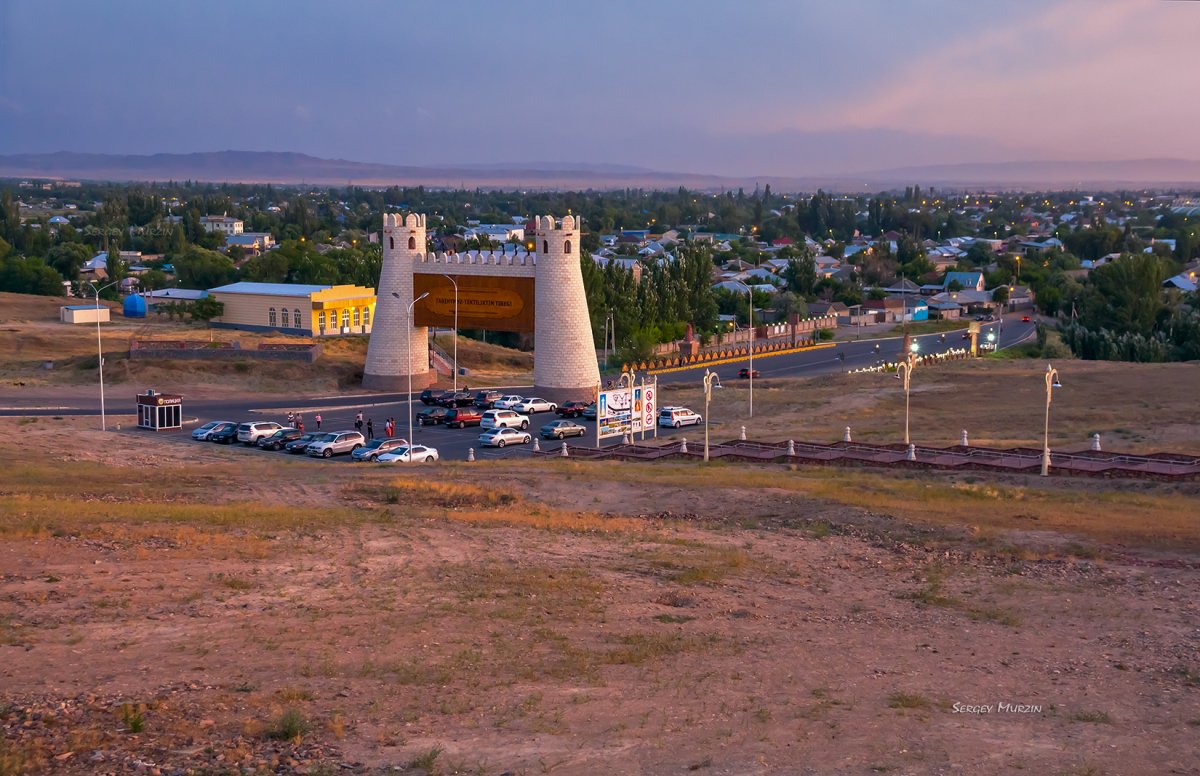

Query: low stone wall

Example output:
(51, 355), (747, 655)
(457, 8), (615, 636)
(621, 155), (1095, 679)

(130, 340), (322, 363)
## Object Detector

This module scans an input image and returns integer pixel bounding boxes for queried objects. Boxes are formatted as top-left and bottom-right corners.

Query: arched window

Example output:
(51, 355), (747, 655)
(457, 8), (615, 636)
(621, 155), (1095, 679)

(318, 311), (326, 331)
(268, 307), (276, 327)
(408, 236), (416, 250)
(564, 240), (572, 254)
(389, 236), (394, 250)
(341, 309), (350, 329)
(542, 239), (549, 253)
(281, 308), (289, 327)
(294, 308), (302, 328)
(352, 307), (360, 327)
(362, 307), (371, 327)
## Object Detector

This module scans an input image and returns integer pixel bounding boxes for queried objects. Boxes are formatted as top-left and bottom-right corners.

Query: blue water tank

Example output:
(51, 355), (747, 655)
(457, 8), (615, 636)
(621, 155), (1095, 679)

(123, 294), (147, 318)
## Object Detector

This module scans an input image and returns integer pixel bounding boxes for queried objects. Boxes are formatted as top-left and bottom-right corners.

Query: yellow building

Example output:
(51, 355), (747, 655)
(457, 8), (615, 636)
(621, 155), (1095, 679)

(207, 282), (376, 336)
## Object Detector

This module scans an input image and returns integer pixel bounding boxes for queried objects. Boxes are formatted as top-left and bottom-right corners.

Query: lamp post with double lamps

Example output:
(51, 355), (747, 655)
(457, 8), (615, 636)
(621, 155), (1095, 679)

(746, 286), (755, 418)
(440, 274), (459, 392)
(896, 341), (919, 445)
(1041, 364), (1063, 476)
(703, 369), (723, 462)
(393, 291), (430, 460)
(86, 280), (119, 430)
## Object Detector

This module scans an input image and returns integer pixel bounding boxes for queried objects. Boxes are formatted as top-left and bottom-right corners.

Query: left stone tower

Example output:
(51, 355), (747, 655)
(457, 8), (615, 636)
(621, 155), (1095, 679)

(363, 213), (432, 391)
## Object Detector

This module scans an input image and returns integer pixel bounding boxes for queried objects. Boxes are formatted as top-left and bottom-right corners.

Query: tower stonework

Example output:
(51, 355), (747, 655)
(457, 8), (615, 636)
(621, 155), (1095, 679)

(362, 213), (433, 391)
(532, 215), (600, 399)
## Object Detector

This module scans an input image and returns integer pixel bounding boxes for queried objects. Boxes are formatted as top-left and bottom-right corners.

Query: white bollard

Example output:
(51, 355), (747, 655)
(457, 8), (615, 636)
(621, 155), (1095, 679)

(740, 425), (747, 441)
(680, 437), (688, 454)
(467, 447), (475, 462)
(787, 439), (796, 456)
(1091, 433), (1102, 452)
(843, 426), (852, 443)
(960, 429), (969, 447)
(560, 441), (569, 457)
(532, 436), (541, 452)
(906, 444), (916, 461)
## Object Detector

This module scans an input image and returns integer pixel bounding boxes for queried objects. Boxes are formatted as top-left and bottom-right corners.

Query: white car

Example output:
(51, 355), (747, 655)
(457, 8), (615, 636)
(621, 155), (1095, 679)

(192, 420), (234, 441)
(237, 421), (284, 445)
(492, 395), (525, 410)
(513, 397), (557, 414)
(658, 407), (702, 428)
(377, 444), (439, 463)
(478, 427), (532, 448)
(480, 409), (530, 430)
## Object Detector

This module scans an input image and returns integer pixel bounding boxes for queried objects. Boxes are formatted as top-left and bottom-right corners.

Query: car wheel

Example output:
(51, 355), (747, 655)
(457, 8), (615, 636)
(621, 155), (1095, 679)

(498, 440), (506, 448)
(556, 431), (564, 439)
(322, 449), (332, 458)
(425, 456), (435, 463)
(523, 435), (531, 443)
(674, 421), (681, 428)
(520, 421), (529, 430)
(548, 405), (557, 413)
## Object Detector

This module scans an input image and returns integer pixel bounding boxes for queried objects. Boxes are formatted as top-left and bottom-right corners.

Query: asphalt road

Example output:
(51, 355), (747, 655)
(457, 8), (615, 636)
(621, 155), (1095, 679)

(1, 314), (1038, 463)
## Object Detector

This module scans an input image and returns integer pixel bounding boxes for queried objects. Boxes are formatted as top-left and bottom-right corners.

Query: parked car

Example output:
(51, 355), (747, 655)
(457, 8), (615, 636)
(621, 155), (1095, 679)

(445, 408), (483, 429)
(473, 390), (503, 409)
(209, 423), (240, 444)
(513, 397), (557, 414)
(420, 389), (448, 406)
(284, 433), (321, 453)
(377, 444), (440, 463)
(437, 391), (475, 408)
(581, 403), (598, 420)
(351, 437), (410, 462)
(480, 409), (530, 430)
(1021, 315), (1032, 322)
(478, 427), (532, 448)
(192, 420), (234, 441)
(556, 401), (589, 418)
(237, 421), (284, 445)
(416, 406), (450, 425)
(659, 407), (702, 428)
(492, 395), (524, 410)
(257, 427), (305, 450)
(540, 419), (586, 439)
(738, 368), (760, 379)
(206, 422), (239, 444)
(306, 431), (366, 458)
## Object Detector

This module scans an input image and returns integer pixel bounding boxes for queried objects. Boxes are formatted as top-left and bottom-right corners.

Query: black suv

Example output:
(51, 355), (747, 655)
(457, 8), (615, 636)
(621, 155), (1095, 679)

(257, 427), (305, 451)
(474, 390), (503, 409)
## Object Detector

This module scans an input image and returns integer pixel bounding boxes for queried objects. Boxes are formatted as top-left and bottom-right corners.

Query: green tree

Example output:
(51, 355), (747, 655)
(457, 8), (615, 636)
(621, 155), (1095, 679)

(174, 246), (237, 289)
(46, 243), (91, 280)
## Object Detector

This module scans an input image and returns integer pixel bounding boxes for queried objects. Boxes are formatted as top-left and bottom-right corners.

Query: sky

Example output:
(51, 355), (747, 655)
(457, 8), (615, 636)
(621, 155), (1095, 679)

(1, 0), (1197, 177)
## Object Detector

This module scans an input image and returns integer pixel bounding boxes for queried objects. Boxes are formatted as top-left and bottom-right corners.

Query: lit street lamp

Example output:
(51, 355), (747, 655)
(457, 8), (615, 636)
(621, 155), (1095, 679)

(1041, 364), (1063, 476)
(703, 369), (723, 462)
(85, 280), (119, 431)
(393, 290), (430, 460)
(896, 342), (919, 445)
(440, 274), (459, 392)
(747, 286), (754, 418)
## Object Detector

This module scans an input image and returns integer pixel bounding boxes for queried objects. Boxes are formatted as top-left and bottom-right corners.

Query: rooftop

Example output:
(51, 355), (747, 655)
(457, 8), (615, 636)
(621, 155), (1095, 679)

(209, 282), (331, 296)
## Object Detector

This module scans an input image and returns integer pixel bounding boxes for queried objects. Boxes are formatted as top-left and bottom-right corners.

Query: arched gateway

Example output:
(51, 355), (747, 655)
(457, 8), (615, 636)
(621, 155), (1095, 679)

(363, 213), (600, 400)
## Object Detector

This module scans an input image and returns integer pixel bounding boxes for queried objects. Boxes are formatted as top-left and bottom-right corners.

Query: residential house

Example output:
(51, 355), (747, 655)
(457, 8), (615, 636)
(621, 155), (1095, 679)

(942, 271), (986, 292)
(200, 215), (244, 236)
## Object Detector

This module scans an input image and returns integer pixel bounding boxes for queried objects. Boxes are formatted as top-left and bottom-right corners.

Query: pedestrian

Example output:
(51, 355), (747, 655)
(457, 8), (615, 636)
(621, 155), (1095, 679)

(287, 411), (295, 427)
(366, 418), (374, 440)
(315, 413), (322, 430)
(296, 414), (304, 432)
(386, 418), (394, 438)
(355, 411), (363, 432)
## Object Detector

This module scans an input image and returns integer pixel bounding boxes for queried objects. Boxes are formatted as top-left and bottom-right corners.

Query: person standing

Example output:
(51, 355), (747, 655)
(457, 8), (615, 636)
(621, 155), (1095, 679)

(366, 418), (374, 440)
(354, 411), (364, 433)
(287, 411), (295, 427)
(296, 414), (304, 432)
(315, 413), (322, 430)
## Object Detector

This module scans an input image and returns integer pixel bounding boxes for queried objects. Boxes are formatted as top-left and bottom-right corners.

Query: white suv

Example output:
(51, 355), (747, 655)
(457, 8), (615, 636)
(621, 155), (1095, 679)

(481, 409), (530, 430)
(492, 395), (524, 410)
(306, 431), (366, 458)
(513, 397), (557, 414)
(237, 421), (284, 445)
(658, 407), (702, 428)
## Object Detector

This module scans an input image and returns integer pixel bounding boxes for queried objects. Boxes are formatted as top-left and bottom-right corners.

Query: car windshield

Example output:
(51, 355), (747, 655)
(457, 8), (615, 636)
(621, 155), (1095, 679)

(363, 439), (383, 449)
(314, 433), (336, 442)
(198, 422), (217, 430)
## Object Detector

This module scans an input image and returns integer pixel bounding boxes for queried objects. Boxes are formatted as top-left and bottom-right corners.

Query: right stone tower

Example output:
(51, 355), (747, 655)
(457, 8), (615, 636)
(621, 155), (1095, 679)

(532, 215), (600, 399)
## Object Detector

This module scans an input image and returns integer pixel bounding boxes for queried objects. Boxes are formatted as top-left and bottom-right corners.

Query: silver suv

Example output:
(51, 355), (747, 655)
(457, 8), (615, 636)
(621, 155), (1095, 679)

(481, 409), (530, 430)
(306, 430), (366, 458)
(237, 421), (284, 445)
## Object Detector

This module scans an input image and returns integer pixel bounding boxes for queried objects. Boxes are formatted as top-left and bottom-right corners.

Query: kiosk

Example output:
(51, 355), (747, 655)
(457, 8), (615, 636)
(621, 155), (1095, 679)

(136, 390), (183, 431)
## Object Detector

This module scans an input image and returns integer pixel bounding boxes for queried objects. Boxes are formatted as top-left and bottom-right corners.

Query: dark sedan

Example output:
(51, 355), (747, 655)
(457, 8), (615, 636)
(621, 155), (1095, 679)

(208, 423), (239, 444)
(540, 419), (587, 439)
(581, 403), (598, 420)
(556, 401), (590, 418)
(284, 433), (321, 453)
(419, 389), (448, 406)
(437, 391), (475, 408)
(257, 428), (305, 451)
(417, 406), (450, 425)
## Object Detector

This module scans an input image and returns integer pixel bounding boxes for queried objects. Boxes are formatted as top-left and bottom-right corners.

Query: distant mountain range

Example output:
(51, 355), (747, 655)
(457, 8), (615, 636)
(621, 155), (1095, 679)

(2, 150), (1199, 191)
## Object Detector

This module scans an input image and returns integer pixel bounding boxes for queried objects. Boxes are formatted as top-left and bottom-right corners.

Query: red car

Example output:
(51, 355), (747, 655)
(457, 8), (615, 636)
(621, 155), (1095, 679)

(738, 368), (760, 379)
(556, 401), (590, 418)
(1021, 315), (1032, 322)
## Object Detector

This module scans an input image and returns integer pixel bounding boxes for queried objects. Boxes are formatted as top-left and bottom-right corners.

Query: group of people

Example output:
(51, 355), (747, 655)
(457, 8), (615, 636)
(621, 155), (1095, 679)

(353, 411), (398, 441)
(286, 411), (323, 432)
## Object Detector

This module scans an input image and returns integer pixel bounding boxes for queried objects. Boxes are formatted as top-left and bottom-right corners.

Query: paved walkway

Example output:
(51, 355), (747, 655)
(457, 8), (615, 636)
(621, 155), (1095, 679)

(542, 439), (1200, 480)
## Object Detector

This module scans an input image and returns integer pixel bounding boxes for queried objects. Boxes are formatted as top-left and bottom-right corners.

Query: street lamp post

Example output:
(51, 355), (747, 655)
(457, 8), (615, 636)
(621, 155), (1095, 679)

(896, 342), (919, 445)
(1041, 364), (1063, 477)
(747, 287), (754, 418)
(440, 274), (459, 393)
(703, 369), (723, 462)
(86, 280), (119, 431)
(393, 291), (430, 460)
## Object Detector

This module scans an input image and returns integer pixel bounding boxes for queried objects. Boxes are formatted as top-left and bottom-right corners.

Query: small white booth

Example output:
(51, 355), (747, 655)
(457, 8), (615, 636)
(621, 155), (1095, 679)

(136, 391), (183, 431)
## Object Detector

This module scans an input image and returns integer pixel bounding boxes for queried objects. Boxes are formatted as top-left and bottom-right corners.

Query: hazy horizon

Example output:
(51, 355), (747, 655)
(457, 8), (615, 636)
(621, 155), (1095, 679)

(2, 0), (1197, 178)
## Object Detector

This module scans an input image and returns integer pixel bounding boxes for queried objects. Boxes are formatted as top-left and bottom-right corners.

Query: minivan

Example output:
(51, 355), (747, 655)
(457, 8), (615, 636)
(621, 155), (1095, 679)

(658, 407), (702, 428)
